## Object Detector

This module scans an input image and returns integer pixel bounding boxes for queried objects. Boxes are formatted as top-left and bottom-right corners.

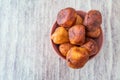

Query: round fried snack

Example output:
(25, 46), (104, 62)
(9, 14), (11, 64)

(51, 27), (69, 44)
(87, 27), (101, 38)
(57, 7), (77, 28)
(82, 39), (98, 56)
(66, 47), (89, 69)
(75, 15), (83, 25)
(59, 43), (73, 57)
(69, 25), (85, 45)
(84, 10), (102, 30)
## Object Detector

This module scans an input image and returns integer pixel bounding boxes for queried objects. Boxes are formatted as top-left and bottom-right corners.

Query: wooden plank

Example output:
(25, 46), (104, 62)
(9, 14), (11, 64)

(0, 0), (120, 80)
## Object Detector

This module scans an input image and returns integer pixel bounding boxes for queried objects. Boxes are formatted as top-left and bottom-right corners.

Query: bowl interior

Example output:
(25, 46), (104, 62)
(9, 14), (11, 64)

(50, 10), (103, 60)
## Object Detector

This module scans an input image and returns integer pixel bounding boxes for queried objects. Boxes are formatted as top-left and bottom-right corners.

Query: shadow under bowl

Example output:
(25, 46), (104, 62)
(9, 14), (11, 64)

(50, 10), (103, 60)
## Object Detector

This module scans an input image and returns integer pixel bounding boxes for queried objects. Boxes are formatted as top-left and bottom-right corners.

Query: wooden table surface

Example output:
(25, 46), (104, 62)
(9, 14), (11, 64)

(0, 0), (120, 80)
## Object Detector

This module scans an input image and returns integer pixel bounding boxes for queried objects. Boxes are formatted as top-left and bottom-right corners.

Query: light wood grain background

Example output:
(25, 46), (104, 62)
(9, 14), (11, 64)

(0, 0), (120, 80)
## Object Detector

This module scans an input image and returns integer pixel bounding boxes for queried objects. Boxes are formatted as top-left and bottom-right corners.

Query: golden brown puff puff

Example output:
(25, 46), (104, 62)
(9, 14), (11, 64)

(59, 43), (73, 57)
(83, 10), (102, 31)
(69, 25), (85, 45)
(51, 27), (69, 44)
(66, 47), (89, 69)
(82, 39), (98, 56)
(57, 7), (77, 28)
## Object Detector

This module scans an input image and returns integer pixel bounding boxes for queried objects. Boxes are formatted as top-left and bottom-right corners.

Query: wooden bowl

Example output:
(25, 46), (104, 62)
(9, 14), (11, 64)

(50, 10), (103, 60)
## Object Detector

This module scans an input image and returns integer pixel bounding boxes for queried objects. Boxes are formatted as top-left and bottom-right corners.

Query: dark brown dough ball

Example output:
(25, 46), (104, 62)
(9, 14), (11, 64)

(59, 43), (73, 57)
(82, 39), (98, 56)
(57, 7), (77, 28)
(84, 10), (102, 31)
(69, 25), (85, 45)
(87, 27), (101, 38)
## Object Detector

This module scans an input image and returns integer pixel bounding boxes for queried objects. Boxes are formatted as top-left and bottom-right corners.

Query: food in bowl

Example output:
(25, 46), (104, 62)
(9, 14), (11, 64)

(51, 7), (103, 69)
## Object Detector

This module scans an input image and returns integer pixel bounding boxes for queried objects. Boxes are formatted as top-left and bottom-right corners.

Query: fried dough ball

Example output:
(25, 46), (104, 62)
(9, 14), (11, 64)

(66, 47), (89, 69)
(82, 39), (98, 56)
(87, 27), (101, 38)
(59, 43), (73, 57)
(57, 7), (77, 28)
(51, 27), (69, 44)
(84, 10), (102, 30)
(75, 15), (83, 25)
(69, 25), (85, 45)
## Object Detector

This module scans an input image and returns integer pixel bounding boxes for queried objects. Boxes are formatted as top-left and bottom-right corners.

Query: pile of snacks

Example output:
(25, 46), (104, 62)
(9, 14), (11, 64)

(51, 7), (102, 69)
